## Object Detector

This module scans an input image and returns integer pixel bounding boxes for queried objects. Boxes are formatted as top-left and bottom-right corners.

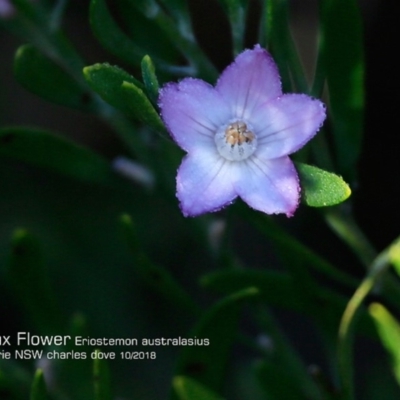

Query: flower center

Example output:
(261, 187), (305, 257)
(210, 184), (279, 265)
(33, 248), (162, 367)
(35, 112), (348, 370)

(214, 121), (257, 161)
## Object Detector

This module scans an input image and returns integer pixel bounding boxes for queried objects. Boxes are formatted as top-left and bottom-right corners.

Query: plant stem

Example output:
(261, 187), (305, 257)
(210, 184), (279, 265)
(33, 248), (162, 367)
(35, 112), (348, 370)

(324, 206), (377, 269)
(337, 237), (400, 400)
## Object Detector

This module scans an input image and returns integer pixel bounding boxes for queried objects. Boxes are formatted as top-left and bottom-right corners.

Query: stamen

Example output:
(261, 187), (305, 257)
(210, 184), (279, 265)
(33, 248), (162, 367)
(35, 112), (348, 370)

(215, 120), (257, 161)
(225, 122), (255, 147)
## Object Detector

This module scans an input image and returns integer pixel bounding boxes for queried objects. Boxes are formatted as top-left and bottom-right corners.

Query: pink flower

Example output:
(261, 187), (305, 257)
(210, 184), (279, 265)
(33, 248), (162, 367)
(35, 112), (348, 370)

(0, 0), (36, 18)
(0, 0), (15, 18)
(158, 45), (326, 217)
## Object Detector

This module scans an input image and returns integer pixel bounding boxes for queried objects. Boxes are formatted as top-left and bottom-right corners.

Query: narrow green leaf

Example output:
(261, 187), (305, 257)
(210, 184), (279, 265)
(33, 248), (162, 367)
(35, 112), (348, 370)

(0, 359), (31, 399)
(119, 0), (188, 67)
(254, 308), (322, 400)
(369, 303), (400, 386)
(170, 288), (259, 399)
(216, 0), (246, 54)
(93, 350), (112, 400)
(121, 80), (165, 131)
(264, 0), (292, 91)
(201, 269), (297, 311)
(237, 203), (358, 289)
(389, 239), (400, 278)
(83, 63), (165, 132)
(173, 376), (224, 400)
(56, 314), (93, 400)
(320, 0), (364, 179)
(14, 44), (92, 110)
(120, 214), (200, 314)
(89, 0), (145, 66)
(255, 361), (310, 400)
(9, 0), (47, 26)
(141, 55), (160, 103)
(30, 369), (48, 400)
(156, 0), (193, 35)
(296, 162), (351, 207)
(0, 127), (115, 184)
(121, 0), (217, 81)
(83, 63), (141, 114)
(201, 269), (376, 338)
(7, 229), (62, 334)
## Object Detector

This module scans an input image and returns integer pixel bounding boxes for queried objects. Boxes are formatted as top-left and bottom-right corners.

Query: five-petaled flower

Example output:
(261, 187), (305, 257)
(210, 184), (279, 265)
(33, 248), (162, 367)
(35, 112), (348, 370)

(158, 45), (326, 217)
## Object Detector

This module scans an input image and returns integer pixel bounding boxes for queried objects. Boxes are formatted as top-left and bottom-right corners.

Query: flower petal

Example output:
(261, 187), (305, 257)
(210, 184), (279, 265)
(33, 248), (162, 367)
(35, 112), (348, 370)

(176, 151), (237, 216)
(216, 45), (282, 120)
(253, 94), (326, 159)
(235, 156), (299, 216)
(158, 78), (230, 152)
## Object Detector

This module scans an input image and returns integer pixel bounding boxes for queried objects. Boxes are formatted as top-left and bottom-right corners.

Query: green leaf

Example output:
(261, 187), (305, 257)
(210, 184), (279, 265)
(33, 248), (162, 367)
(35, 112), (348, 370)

(237, 203), (358, 289)
(93, 350), (113, 400)
(7, 229), (62, 334)
(14, 44), (92, 110)
(255, 361), (310, 400)
(89, 0), (145, 66)
(170, 288), (259, 399)
(369, 303), (400, 386)
(121, 80), (165, 130)
(264, 0), (292, 91)
(201, 269), (376, 338)
(9, 0), (47, 26)
(0, 127), (115, 184)
(296, 162), (351, 207)
(201, 269), (297, 311)
(83, 62), (143, 100)
(141, 55), (160, 103)
(30, 369), (48, 400)
(0, 359), (31, 399)
(254, 308), (322, 400)
(388, 239), (400, 278)
(117, 0), (183, 66)
(56, 314), (93, 400)
(320, 0), (364, 179)
(120, 214), (200, 314)
(83, 63), (165, 132)
(216, 0), (246, 54)
(173, 376), (224, 400)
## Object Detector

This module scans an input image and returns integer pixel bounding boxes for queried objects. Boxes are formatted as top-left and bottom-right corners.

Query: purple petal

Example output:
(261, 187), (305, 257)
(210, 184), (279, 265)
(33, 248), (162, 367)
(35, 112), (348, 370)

(176, 151), (237, 216)
(216, 45), (282, 120)
(253, 94), (326, 159)
(235, 156), (299, 216)
(158, 78), (230, 152)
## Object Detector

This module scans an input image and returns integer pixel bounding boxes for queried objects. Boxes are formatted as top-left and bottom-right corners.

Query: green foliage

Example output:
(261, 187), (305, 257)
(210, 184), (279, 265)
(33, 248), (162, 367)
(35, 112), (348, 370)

(296, 162), (351, 207)
(216, 0), (247, 54)
(320, 0), (365, 180)
(141, 55), (160, 103)
(89, 0), (145, 67)
(171, 288), (259, 399)
(255, 361), (312, 400)
(14, 44), (92, 110)
(369, 303), (400, 387)
(83, 63), (165, 132)
(119, 214), (199, 314)
(0, 127), (115, 184)
(173, 376), (224, 400)
(93, 350), (113, 400)
(201, 269), (376, 339)
(7, 229), (63, 334)
(30, 369), (48, 400)
(0, 0), (396, 399)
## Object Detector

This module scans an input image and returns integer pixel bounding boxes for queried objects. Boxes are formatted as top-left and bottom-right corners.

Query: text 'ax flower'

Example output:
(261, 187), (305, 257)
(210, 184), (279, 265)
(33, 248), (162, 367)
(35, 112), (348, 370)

(158, 45), (326, 217)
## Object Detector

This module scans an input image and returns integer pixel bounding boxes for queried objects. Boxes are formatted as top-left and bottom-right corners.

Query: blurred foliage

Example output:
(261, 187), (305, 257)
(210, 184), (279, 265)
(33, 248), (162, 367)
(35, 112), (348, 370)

(0, 1), (399, 400)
